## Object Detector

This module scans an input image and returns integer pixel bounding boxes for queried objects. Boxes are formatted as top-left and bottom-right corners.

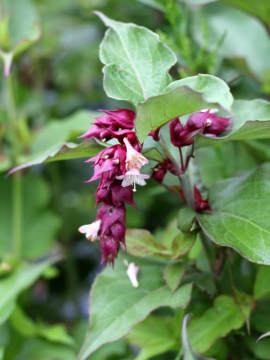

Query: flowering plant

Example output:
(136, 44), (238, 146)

(3, 0), (270, 359)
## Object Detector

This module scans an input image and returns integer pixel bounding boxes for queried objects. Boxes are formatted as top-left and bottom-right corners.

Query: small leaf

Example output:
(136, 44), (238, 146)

(254, 266), (270, 300)
(171, 232), (196, 259)
(197, 164), (270, 264)
(188, 295), (254, 353)
(127, 314), (180, 360)
(182, 314), (214, 360)
(163, 262), (186, 292)
(178, 207), (196, 232)
(135, 74), (233, 142)
(126, 229), (171, 259)
(96, 11), (176, 106)
(77, 253), (192, 360)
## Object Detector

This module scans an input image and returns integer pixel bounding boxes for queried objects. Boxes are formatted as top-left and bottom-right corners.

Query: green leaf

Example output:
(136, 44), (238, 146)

(0, 174), (61, 258)
(126, 229), (171, 259)
(137, 0), (166, 11)
(188, 295), (253, 353)
(197, 164), (270, 264)
(96, 11), (176, 106)
(0, 0), (41, 75)
(171, 232), (196, 259)
(219, 0), (270, 27)
(254, 266), (270, 299)
(10, 140), (103, 174)
(14, 338), (76, 360)
(163, 262), (186, 292)
(196, 142), (257, 187)
(78, 253), (192, 360)
(11, 306), (74, 345)
(31, 110), (98, 154)
(245, 336), (270, 360)
(182, 314), (214, 360)
(196, 100), (270, 147)
(192, 3), (270, 80)
(127, 314), (180, 360)
(0, 257), (56, 325)
(167, 75), (233, 111)
(135, 74), (233, 142)
(178, 207), (196, 232)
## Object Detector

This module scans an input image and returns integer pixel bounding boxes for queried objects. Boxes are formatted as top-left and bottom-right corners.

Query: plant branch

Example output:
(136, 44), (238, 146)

(159, 135), (194, 209)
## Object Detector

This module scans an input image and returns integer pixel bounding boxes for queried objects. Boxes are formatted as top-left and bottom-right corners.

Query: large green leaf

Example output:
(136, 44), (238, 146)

(188, 295), (253, 353)
(197, 164), (270, 264)
(96, 11), (176, 106)
(196, 99), (270, 147)
(0, 174), (61, 258)
(78, 253), (192, 360)
(135, 74), (233, 142)
(220, 0), (270, 27)
(0, 257), (56, 325)
(192, 3), (270, 80)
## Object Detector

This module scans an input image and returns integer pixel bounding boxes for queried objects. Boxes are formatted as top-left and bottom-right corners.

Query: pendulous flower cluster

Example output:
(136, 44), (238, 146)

(78, 109), (149, 264)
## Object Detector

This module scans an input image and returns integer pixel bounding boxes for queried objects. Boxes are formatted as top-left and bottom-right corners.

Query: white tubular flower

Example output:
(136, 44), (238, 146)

(123, 137), (148, 171)
(117, 169), (150, 192)
(78, 219), (101, 241)
(124, 260), (139, 288)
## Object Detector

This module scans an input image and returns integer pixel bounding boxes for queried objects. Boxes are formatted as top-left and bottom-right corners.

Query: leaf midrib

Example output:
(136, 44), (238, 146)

(212, 210), (270, 236)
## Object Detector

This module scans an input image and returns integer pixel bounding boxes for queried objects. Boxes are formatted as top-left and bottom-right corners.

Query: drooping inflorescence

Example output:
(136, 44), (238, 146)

(78, 109), (149, 264)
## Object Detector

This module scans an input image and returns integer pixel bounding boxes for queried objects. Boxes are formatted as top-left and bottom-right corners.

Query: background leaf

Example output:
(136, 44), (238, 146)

(0, 257), (57, 325)
(254, 266), (270, 299)
(188, 295), (253, 353)
(219, 0), (270, 28)
(127, 314), (180, 360)
(0, 174), (61, 258)
(192, 3), (270, 80)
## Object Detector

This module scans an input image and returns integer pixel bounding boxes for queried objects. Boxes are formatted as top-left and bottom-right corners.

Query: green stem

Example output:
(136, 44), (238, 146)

(159, 136), (194, 209)
(5, 74), (22, 260)
(200, 232), (220, 293)
(12, 173), (22, 259)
